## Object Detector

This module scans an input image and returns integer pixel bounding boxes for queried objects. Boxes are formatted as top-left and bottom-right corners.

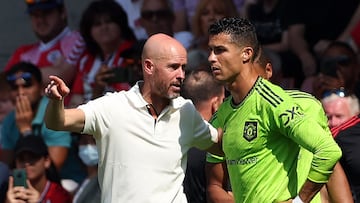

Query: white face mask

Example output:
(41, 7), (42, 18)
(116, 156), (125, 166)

(78, 144), (99, 166)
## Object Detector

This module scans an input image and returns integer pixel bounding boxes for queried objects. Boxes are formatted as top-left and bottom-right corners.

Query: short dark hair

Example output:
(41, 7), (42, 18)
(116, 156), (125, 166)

(80, 0), (136, 56)
(256, 46), (271, 69)
(6, 62), (42, 84)
(181, 70), (223, 105)
(208, 17), (260, 61)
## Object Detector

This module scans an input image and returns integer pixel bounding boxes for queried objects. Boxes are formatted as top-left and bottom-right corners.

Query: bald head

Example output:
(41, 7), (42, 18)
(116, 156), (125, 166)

(142, 33), (186, 61)
(140, 33), (187, 101)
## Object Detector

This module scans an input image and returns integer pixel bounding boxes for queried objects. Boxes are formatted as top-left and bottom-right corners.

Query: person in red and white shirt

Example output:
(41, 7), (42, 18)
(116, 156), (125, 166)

(4, 0), (84, 86)
(69, 1), (137, 107)
(6, 135), (71, 203)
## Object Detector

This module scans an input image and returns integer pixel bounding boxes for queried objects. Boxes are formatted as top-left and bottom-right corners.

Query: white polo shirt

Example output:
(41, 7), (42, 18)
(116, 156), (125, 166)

(78, 82), (218, 203)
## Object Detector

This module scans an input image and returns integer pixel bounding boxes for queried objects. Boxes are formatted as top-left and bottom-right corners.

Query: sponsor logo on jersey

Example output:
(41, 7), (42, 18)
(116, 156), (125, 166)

(47, 50), (62, 64)
(279, 106), (304, 126)
(227, 156), (258, 165)
(243, 121), (257, 142)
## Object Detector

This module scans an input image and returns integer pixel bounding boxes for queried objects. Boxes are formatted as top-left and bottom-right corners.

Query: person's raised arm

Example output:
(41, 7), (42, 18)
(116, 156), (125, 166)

(44, 75), (85, 133)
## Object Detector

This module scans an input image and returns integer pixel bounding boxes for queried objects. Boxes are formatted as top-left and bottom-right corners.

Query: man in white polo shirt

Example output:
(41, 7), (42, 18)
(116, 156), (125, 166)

(44, 33), (221, 202)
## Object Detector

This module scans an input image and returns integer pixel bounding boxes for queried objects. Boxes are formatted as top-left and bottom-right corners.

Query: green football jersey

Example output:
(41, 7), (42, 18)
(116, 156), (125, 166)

(211, 77), (341, 202)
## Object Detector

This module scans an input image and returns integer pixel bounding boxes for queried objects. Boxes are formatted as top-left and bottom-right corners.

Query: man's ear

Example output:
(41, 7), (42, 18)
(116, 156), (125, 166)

(210, 96), (222, 114)
(242, 47), (253, 63)
(143, 59), (153, 75)
(44, 156), (51, 169)
(265, 63), (273, 79)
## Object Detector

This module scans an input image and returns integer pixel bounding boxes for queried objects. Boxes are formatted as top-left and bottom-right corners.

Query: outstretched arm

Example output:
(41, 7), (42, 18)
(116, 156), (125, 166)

(44, 75), (85, 133)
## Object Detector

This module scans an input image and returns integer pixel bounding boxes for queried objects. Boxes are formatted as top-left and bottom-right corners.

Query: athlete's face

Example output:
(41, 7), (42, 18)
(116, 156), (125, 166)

(208, 33), (243, 84)
(29, 8), (66, 43)
(323, 97), (353, 128)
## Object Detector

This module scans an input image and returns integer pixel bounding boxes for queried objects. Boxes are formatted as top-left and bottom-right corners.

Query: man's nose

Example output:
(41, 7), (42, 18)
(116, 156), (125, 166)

(16, 86), (26, 96)
(208, 51), (216, 63)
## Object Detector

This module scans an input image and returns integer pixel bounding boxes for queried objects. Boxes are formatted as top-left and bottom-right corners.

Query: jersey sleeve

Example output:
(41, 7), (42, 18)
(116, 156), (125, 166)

(276, 102), (342, 183)
(65, 35), (86, 65)
(206, 152), (225, 163)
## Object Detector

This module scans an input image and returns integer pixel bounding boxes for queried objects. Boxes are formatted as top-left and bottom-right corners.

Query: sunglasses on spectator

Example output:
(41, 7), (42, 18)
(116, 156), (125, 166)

(322, 88), (349, 99)
(6, 72), (33, 90)
(141, 9), (173, 19)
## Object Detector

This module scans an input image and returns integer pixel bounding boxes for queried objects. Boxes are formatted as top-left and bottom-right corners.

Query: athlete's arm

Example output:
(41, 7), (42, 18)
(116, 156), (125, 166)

(326, 162), (354, 203)
(205, 160), (234, 203)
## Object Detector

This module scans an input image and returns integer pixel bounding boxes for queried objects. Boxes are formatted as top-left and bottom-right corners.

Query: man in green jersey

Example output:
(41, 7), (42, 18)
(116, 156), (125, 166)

(206, 47), (354, 203)
(207, 17), (342, 202)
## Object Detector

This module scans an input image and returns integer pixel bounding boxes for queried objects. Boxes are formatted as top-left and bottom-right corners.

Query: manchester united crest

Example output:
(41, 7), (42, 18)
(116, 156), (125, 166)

(243, 121), (257, 142)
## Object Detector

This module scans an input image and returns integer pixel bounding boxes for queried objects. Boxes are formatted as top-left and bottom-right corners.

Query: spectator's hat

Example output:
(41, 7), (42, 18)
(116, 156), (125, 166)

(25, 0), (64, 13)
(15, 135), (48, 156)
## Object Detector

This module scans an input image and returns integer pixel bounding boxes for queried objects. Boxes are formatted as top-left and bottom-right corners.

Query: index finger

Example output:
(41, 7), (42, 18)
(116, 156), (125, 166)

(8, 176), (14, 189)
(49, 75), (65, 86)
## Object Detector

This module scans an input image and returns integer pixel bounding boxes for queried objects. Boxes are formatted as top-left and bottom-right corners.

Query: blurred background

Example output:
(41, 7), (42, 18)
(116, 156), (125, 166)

(0, 0), (91, 71)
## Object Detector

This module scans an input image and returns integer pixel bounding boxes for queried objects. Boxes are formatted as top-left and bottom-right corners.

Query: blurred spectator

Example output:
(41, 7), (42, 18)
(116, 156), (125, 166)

(172, 0), (246, 32)
(302, 41), (360, 100)
(190, 0), (239, 52)
(72, 134), (100, 203)
(6, 135), (71, 203)
(246, 0), (302, 88)
(0, 62), (85, 191)
(69, 0), (137, 107)
(331, 114), (360, 202)
(284, 0), (359, 79)
(0, 72), (14, 141)
(322, 90), (360, 128)
(181, 69), (225, 203)
(139, 0), (193, 49)
(185, 49), (209, 73)
(3, 0), (83, 86)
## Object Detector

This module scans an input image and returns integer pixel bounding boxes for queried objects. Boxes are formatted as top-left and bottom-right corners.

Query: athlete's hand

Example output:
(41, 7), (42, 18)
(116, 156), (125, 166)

(45, 75), (70, 101)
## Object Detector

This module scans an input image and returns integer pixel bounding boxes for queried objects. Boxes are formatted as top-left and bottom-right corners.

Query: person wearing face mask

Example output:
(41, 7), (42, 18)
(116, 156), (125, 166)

(72, 134), (100, 203)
